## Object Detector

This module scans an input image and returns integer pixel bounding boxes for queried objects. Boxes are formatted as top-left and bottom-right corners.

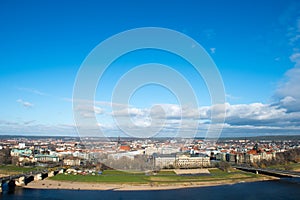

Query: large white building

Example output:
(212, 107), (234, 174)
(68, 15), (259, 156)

(145, 146), (180, 156)
(155, 155), (176, 168)
(34, 154), (59, 163)
(108, 151), (141, 160)
(175, 154), (210, 168)
(63, 157), (81, 166)
(155, 154), (210, 169)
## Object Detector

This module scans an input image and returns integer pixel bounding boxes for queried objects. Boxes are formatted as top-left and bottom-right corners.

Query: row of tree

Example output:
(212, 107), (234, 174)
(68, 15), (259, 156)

(105, 155), (153, 171)
(254, 148), (300, 169)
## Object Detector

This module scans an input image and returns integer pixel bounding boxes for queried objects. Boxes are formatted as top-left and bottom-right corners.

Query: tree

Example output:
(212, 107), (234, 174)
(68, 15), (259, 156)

(217, 161), (231, 172)
(0, 148), (12, 165)
(284, 164), (293, 170)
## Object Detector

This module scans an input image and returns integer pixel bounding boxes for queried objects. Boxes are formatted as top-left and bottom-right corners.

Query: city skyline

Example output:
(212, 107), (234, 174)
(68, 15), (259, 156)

(1, 0), (300, 137)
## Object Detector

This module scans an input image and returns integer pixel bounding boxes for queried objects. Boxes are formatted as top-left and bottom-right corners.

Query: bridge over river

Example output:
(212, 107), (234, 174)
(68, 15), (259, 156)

(0, 168), (65, 194)
(234, 166), (300, 178)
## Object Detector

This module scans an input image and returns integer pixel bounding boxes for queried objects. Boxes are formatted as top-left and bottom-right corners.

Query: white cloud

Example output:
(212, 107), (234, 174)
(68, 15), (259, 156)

(65, 98), (128, 108)
(99, 101), (300, 137)
(226, 94), (240, 101)
(112, 107), (145, 117)
(17, 87), (48, 96)
(287, 18), (300, 46)
(210, 47), (216, 54)
(280, 96), (296, 104)
(94, 106), (103, 114)
(0, 120), (77, 136)
(74, 104), (104, 118)
(23, 120), (36, 125)
(275, 57), (281, 61)
(275, 52), (300, 112)
(111, 104), (201, 120)
(16, 99), (33, 108)
(4, 98), (300, 137)
(290, 52), (300, 63)
(274, 12), (300, 114)
(289, 34), (300, 45)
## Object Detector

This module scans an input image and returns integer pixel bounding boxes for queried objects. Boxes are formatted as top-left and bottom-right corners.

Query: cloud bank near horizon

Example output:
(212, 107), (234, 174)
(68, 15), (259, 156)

(2, 94), (300, 138)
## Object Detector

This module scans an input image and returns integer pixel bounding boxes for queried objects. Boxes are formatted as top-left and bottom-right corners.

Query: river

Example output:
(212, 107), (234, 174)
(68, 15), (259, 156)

(1, 180), (300, 200)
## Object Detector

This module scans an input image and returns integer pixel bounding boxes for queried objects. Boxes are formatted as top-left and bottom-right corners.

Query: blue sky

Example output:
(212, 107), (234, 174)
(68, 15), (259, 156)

(1, 0), (300, 137)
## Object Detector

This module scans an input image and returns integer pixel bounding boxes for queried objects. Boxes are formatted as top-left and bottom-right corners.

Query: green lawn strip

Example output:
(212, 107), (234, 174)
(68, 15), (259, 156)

(50, 169), (259, 184)
(51, 174), (149, 183)
(290, 163), (300, 170)
(102, 170), (144, 175)
(0, 165), (44, 174)
(267, 162), (300, 170)
(157, 170), (176, 175)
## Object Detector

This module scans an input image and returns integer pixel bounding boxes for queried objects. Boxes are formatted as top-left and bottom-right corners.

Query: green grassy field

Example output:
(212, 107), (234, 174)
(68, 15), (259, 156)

(0, 165), (44, 176)
(156, 170), (176, 175)
(267, 162), (300, 171)
(101, 170), (144, 175)
(50, 169), (260, 184)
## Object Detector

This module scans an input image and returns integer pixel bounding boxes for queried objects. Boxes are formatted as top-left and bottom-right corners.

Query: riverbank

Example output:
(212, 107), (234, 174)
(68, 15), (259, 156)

(23, 176), (277, 191)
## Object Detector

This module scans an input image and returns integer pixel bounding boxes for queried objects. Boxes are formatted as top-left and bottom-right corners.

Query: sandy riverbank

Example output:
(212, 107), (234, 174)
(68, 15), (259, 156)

(23, 176), (278, 191)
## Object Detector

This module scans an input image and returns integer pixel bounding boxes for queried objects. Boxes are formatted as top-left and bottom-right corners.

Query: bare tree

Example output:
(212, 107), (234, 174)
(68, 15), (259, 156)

(0, 148), (12, 165)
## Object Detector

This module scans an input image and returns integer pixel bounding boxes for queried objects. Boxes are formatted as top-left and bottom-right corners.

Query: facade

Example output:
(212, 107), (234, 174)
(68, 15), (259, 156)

(216, 152), (227, 161)
(108, 151), (140, 160)
(222, 151), (276, 164)
(10, 149), (32, 157)
(175, 154), (210, 168)
(18, 143), (26, 149)
(34, 154), (59, 163)
(63, 158), (81, 166)
(73, 151), (89, 160)
(247, 152), (276, 163)
(155, 154), (210, 169)
(145, 147), (180, 156)
(155, 155), (176, 168)
(18, 154), (35, 163)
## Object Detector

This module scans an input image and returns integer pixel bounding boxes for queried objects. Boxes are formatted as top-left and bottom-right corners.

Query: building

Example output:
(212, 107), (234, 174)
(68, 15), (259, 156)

(224, 150), (277, 164)
(10, 148), (32, 157)
(18, 143), (26, 149)
(155, 154), (176, 169)
(18, 154), (35, 165)
(63, 157), (81, 166)
(119, 145), (131, 151)
(145, 146), (180, 155)
(175, 154), (210, 168)
(108, 151), (140, 160)
(216, 152), (227, 161)
(73, 151), (89, 160)
(34, 154), (59, 163)
(155, 153), (211, 169)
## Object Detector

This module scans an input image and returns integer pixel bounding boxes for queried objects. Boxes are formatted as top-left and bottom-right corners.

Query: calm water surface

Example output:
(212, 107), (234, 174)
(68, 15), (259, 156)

(2, 180), (300, 200)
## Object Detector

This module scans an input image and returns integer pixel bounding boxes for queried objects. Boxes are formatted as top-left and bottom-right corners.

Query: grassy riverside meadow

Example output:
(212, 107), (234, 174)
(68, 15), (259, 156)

(266, 162), (300, 171)
(0, 165), (44, 176)
(49, 169), (261, 184)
